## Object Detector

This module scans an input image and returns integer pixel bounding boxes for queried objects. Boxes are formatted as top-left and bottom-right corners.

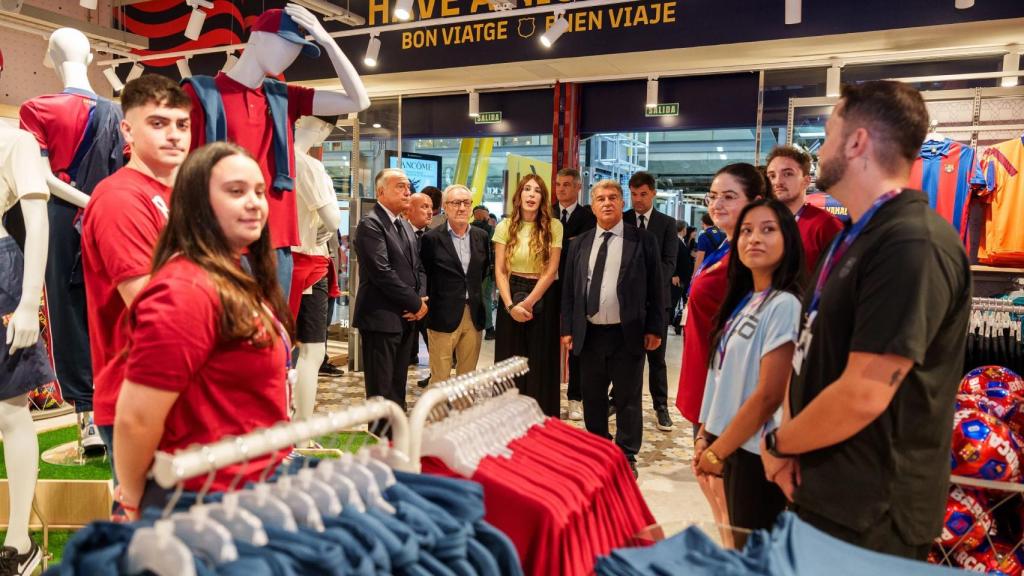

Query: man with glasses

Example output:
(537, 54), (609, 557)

(420, 185), (491, 386)
(765, 145), (842, 272)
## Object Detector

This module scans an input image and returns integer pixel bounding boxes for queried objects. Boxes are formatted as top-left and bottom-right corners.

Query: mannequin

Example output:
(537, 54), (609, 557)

(0, 52), (50, 570)
(182, 4), (368, 301)
(20, 28), (126, 449)
(292, 116), (341, 422)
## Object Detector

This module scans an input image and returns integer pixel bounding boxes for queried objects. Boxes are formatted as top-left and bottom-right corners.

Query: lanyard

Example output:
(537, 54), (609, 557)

(794, 204), (806, 222)
(716, 289), (773, 367)
(807, 189), (902, 316)
(688, 240), (730, 297)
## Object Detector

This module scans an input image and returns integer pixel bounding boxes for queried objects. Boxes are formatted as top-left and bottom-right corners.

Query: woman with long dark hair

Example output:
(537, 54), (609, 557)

(492, 174), (563, 415)
(694, 199), (805, 547)
(108, 142), (294, 517)
(677, 162), (767, 546)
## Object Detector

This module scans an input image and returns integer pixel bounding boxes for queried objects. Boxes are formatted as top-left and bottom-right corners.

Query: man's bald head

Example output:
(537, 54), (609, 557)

(406, 192), (434, 229)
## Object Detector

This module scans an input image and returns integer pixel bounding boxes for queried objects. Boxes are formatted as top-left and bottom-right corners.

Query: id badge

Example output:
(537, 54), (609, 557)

(792, 311), (816, 375)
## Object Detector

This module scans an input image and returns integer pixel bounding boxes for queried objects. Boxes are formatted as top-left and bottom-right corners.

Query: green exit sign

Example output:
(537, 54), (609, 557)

(475, 111), (502, 124)
(645, 103), (679, 117)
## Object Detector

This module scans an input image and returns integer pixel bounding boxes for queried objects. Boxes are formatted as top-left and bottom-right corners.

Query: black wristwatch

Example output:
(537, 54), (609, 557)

(765, 429), (794, 458)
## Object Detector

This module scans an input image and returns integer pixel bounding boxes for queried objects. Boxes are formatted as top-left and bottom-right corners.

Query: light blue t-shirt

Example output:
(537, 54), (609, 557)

(699, 289), (802, 455)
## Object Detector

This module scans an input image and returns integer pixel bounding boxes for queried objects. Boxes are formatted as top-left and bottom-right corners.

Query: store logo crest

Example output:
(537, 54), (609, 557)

(518, 17), (536, 39)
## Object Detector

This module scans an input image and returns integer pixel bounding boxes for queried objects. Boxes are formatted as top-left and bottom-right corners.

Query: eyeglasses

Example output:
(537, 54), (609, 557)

(446, 200), (473, 208)
(704, 192), (742, 206)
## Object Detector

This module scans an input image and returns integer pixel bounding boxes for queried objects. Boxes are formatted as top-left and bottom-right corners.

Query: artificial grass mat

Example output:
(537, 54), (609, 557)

(0, 528), (73, 566)
(0, 426), (111, 481)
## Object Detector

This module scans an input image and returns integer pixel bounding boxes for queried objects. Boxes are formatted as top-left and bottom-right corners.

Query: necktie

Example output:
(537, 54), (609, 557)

(416, 229), (424, 240)
(587, 231), (614, 317)
(561, 208), (569, 224)
(638, 214), (646, 231)
(394, 218), (409, 256)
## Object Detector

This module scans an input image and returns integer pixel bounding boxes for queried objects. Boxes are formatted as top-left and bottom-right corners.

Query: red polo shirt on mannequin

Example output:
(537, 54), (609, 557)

(183, 73), (315, 250)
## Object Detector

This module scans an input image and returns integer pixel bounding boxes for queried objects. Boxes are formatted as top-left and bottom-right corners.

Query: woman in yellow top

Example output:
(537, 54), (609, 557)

(493, 174), (563, 416)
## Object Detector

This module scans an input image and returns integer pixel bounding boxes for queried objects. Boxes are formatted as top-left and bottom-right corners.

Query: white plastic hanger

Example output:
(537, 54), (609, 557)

(203, 437), (269, 546)
(272, 472), (325, 531)
(236, 431), (299, 532)
(124, 517), (196, 576)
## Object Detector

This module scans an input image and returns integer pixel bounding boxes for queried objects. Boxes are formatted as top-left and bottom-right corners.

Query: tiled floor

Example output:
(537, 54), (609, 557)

(318, 330), (716, 538)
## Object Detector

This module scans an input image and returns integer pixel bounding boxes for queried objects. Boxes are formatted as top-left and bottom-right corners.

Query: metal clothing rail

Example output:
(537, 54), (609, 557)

(407, 357), (530, 470)
(150, 397), (411, 488)
(972, 297), (1024, 315)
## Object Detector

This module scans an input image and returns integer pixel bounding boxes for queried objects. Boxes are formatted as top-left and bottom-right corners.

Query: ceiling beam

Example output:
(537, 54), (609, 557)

(0, 3), (148, 49)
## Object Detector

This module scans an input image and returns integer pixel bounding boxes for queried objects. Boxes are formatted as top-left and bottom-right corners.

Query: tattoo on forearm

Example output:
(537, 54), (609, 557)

(889, 369), (904, 387)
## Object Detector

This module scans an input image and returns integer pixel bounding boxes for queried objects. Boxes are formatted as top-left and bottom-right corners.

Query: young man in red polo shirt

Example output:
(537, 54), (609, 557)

(81, 75), (191, 478)
(766, 145), (843, 272)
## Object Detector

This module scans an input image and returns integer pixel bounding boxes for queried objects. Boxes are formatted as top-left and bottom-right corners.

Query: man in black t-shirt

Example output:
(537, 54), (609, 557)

(761, 81), (971, 560)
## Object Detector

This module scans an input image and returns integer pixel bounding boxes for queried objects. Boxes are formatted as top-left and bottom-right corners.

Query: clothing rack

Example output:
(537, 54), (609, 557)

(150, 397), (412, 488)
(407, 356), (530, 470)
(971, 297), (1024, 315)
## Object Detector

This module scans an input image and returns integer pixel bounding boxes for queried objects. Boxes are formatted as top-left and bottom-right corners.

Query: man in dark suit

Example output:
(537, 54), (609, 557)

(561, 180), (664, 477)
(623, 171), (678, 432)
(352, 168), (427, 424)
(553, 167), (597, 422)
(405, 192), (434, 375)
(420, 184), (490, 386)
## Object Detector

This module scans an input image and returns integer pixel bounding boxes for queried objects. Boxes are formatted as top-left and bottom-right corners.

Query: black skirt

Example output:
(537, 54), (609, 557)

(494, 274), (561, 416)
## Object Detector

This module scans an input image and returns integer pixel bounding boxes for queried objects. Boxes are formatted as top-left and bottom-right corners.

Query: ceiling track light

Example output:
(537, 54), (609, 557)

(125, 60), (144, 82)
(394, 0), (414, 21)
(469, 90), (480, 117)
(176, 57), (192, 79)
(540, 10), (568, 48)
(364, 34), (381, 67)
(826, 62), (842, 97)
(221, 51), (239, 73)
(645, 77), (658, 109)
(784, 0), (801, 24)
(290, 0), (366, 26)
(955, 0), (975, 8)
(185, 0), (214, 41)
(102, 65), (124, 92)
(1002, 50), (1021, 87)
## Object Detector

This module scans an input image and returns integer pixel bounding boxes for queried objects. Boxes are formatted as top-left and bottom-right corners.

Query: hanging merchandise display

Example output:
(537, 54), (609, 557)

(976, 134), (1024, 267)
(411, 359), (659, 576)
(909, 136), (984, 237)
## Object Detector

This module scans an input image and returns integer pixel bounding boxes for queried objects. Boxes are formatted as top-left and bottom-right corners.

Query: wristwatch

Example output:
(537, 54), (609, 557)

(765, 429), (794, 458)
(702, 448), (721, 466)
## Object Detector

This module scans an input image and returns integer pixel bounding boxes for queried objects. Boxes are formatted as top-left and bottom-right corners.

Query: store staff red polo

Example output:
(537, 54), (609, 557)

(796, 202), (843, 273)
(677, 253), (730, 424)
(117, 256), (289, 491)
(81, 167), (171, 427)
(182, 73), (315, 250)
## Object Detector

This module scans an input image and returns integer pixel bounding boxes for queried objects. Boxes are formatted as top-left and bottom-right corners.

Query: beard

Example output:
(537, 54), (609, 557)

(815, 153), (848, 192)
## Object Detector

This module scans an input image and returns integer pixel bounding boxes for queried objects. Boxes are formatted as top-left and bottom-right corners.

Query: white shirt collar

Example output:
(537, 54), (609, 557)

(597, 219), (625, 237)
(636, 206), (655, 221)
(379, 202), (400, 223)
(558, 201), (579, 216)
(447, 222), (469, 238)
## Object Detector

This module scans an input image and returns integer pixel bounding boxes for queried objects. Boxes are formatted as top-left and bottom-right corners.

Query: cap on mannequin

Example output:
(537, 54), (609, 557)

(228, 7), (318, 89)
(294, 115), (335, 153)
(44, 28), (94, 93)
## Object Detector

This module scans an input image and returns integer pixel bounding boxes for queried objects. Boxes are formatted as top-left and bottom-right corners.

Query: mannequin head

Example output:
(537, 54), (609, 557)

(45, 28), (94, 91)
(294, 116), (335, 153)
(229, 8), (320, 88)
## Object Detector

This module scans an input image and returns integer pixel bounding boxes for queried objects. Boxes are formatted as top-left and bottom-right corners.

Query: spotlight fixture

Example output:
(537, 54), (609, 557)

(394, 0), (414, 21)
(826, 63), (841, 97)
(102, 65), (124, 92)
(645, 77), (658, 109)
(364, 34), (380, 67)
(539, 11), (568, 48)
(469, 90), (480, 117)
(290, 0), (366, 26)
(79, 0), (97, 9)
(176, 58), (192, 79)
(222, 51), (239, 72)
(184, 0), (214, 41)
(125, 60), (144, 82)
(784, 0), (800, 24)
(955, 0), (974, 8)
(372, 122), (382, 128)
(1002, 50), (1021, 87)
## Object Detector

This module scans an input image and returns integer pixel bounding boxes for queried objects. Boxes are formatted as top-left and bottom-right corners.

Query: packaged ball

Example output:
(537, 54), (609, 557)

(961, 366), (1024, 396)
(955, 539), (1023, 575)
(958, 394), (1019, 422)
(951, 409), (1021, 482)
